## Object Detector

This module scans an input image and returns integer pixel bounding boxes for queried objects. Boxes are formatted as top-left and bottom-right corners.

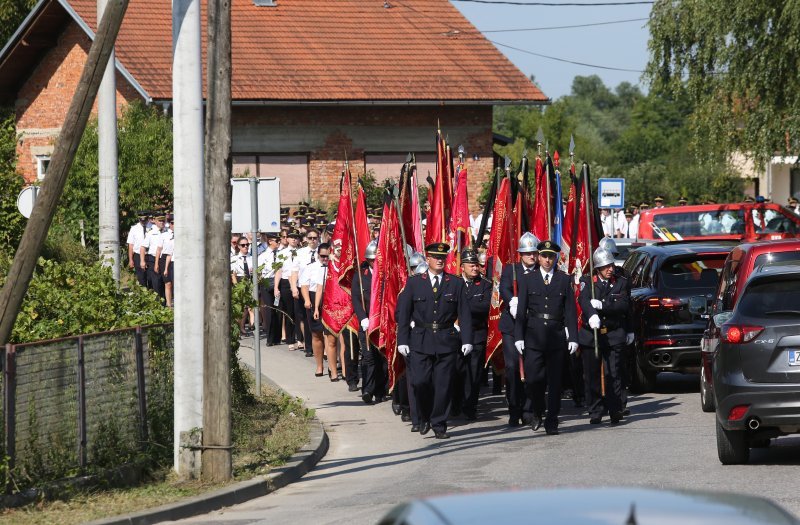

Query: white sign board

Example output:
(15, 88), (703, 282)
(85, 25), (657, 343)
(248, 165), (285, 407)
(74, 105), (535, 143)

(231, 178), (281, 233)
(598, 178), (625, 209)
(17, 186), (38, 218)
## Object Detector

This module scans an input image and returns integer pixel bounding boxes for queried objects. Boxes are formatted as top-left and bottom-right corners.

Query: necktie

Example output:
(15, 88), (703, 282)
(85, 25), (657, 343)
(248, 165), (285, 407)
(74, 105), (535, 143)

(544, 273), (550, 286)
(243, 256), (250, 277)
(311, 251), (316, 263)
(433, 275), (440, 293)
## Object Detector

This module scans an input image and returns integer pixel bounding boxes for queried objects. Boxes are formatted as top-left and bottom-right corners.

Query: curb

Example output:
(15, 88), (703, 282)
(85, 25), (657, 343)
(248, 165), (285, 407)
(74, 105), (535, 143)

(86, 413), (328, 525)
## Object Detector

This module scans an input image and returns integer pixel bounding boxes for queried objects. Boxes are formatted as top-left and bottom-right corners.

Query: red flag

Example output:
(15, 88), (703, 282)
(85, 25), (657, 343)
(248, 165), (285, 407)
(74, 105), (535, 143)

(367, 196), (408, 392)
(322, 171), (357, 334)
(573, 167), (601, 278)
(321, 257), (357, 335)
(445, 163), (471, 274)
(355, 182), (370, 262)
(484, 177), (516, 369)
(408, 166), (424, 252)
(531, 156), (550, 241)
(424, 131), (453, 246)
(561, 163), (579, 273)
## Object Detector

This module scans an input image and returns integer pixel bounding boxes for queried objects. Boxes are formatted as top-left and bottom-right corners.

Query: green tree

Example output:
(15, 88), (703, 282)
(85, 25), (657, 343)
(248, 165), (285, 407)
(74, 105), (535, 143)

(0, 108), (25, 250)
(0, 0), (35, 46)
(646, 0), (800, 163)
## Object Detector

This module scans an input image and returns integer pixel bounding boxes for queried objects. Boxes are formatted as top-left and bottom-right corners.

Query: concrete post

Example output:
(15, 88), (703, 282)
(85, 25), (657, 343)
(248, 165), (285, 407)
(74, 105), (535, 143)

(97, 0), (120, 282)
(172, 0), (205, 476)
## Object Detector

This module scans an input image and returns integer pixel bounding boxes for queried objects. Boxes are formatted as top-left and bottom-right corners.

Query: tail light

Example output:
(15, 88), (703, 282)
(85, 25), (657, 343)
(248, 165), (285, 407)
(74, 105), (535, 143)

(727, 405), (750, 421)
(644, 339), (674, 347)
(721, 324), (764, 344)
(647, 297), (683, 309)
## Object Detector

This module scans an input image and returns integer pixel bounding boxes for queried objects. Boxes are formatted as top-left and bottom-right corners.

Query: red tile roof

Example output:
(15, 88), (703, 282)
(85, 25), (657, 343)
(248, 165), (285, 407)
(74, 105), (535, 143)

(67, 0), (547, 103)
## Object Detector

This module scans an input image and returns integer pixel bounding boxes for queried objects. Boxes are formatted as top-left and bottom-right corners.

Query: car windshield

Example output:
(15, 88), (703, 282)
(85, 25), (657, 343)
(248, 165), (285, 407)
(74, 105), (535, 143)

(752, 208), (799, 234)
(651, 210), (744, 239)
(738, 278), (800, 317)
(659, 254), (726, 289)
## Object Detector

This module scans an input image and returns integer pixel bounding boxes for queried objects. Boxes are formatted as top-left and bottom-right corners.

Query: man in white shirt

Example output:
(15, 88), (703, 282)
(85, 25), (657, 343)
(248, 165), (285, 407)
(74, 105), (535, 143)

(615, 208), (627, 238)
(301, 242), (330, 376)
(276, 230), (302, 348)
(140, 214), (165, 299)
(159, 214), (175, 308)
(257, 233), (282, 345)
(126, 211), (150, 286)
(295, 229), (320, 356)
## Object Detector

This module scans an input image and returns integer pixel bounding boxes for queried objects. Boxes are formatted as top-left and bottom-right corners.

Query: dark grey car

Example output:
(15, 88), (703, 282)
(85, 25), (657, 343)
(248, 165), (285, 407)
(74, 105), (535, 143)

(712, 265), (800, 464)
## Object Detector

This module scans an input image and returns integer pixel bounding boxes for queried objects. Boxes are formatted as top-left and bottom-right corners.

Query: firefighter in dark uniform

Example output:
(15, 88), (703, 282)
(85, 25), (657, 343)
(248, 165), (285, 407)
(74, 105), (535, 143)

(396, 242), (473, 439)
(501, 232), (539, 426)
(578, 247), (629, 425)
(352, 240), (387, 405)
(513, 240), (578, 435)
(452, 248), (491, 421)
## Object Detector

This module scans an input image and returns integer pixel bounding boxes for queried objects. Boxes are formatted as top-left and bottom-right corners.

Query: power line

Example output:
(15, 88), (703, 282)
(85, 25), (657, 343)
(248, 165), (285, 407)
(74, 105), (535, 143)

(490, 40), (645, 73)
(453, 0), (654, 6)
(481, 17), (648, 33)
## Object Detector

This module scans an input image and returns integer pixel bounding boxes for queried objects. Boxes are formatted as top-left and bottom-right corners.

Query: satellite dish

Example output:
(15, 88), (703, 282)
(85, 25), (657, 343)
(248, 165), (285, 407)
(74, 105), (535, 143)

(17, 186), (38, 219)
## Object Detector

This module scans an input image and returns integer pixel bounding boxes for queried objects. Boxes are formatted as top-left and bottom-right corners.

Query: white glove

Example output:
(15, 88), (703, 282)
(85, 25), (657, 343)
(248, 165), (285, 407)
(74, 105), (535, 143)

(588, 314), (601, 330)
(569, 342), (579, 354)
(410, 320), (415, 328)
(514, 340), (525, 355)
(508, 297), (518, 318)
(461, 344), (473, 356)
(360, 318), (369, 331)
(398, 345), (410, 357)
(455, 324), (461, 332)
(590, 299), (603, 310)
(626, 332), (635, 345)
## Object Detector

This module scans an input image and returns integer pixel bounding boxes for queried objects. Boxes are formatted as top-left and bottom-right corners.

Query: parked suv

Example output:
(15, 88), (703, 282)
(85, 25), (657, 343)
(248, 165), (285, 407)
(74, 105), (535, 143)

(712, 265), (800, 464)
(622, 242), (733, 392)
(700, 239), (800, 411)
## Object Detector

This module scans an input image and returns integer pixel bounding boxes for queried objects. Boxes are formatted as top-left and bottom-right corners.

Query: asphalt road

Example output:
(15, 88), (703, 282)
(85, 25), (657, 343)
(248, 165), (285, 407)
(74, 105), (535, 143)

(170, 339), (800, 525)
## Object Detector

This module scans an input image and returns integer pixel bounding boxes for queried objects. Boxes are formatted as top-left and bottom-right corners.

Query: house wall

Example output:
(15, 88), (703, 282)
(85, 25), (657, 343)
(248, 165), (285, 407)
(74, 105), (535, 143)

(14, 22), (142, 183)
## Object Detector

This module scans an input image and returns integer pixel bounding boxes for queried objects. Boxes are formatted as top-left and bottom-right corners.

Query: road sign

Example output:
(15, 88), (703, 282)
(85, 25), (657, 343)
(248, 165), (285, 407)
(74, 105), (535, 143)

(16, 186), (38, 218)
(231, 177), (281, 233)
(598, 178), (625, 209)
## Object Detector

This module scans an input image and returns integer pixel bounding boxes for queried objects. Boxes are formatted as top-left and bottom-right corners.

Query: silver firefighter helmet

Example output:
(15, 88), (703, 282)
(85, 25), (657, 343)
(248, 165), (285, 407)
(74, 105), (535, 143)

(364, 240), (378, 260)
(517, 232), (540, 253)
(598, 237), (619, 256)
(593, 248), (616, 269)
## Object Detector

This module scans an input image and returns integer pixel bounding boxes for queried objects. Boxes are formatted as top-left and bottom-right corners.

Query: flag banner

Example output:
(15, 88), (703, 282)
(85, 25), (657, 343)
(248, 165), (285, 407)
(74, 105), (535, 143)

(321, 256), (357, 335)
(531, 156), (550, 241)
(445, 163), (471, 274)
(561, 163), (579, 274)
(409, 165), (424, 252)
(322, 171), (357, 335)
(355, 182), (370, 262)
(552, 152), (564, 257)
(485, 177), (515, 369)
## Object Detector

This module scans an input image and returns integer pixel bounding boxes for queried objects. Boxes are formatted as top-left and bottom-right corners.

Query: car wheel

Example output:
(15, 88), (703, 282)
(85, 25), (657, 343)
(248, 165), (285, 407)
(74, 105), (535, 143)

(716, 418), (749, 464)
(700, 373), (715, 412)
(631, 361), (657, 394)
(750, 438), (771, 448)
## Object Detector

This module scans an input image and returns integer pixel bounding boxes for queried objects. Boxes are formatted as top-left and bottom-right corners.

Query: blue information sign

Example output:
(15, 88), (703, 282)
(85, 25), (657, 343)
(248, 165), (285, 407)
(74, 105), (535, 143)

(597, 178), (625, 209)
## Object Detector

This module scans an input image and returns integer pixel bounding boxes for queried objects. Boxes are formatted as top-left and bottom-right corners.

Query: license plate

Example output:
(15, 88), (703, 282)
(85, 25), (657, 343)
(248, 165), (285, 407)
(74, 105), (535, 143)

(790, 350), (800, 367)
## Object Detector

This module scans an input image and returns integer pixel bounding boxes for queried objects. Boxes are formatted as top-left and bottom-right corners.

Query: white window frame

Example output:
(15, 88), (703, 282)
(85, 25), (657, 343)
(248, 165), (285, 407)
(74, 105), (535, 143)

(36, 155), (51, 181)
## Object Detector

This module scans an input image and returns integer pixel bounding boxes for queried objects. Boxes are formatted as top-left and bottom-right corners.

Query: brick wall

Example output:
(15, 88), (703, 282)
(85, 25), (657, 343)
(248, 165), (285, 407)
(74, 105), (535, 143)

(14, 22), (143, 183)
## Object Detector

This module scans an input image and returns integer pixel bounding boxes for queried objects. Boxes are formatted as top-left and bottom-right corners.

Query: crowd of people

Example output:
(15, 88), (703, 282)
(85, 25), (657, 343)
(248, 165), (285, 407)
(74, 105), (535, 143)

(126, 210), (175, 307)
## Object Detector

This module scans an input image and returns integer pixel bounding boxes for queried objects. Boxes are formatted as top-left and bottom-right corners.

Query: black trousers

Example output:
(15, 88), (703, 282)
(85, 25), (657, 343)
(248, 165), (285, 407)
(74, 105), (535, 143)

(277, 280), (296, 344)
(453, 342), (486, 417)
(393, 366), (419, 425)
(523, 345), (565, 430)
(407, 350), (457, 433)
(260, 281), (280, 344)
(133, 253), (147, 287)
(359, 331), (387, 398)
(145, 254), (164, 299)
(566, 351), (585, 402)
(581, 344), (624, 419)
(341, 329), (360, 387)
(502, 333), (527, 419)
(293, 296), (306, 345)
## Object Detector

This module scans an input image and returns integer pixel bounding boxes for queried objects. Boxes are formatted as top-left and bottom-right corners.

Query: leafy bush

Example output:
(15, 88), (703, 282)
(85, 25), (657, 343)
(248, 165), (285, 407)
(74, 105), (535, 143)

(0, 109), (25, 252)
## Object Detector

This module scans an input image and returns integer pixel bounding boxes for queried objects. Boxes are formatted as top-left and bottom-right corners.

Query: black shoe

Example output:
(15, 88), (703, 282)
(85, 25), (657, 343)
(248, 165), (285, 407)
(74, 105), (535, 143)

(622, 408), (631, 416)
(545, 427), (560, 435)
(411, 424), (420, 433)
(610, 412), (623, 424)
(434, 430), (450, 439)
(508, 416), (521, 428)
(531, 416), (543, 431)
(463, 410), (477, 421)
(589, 416), (602, 425)
(348, 383), (359, 392)
(401, 410), (411, 422)
(305, 350), (313, 357)
(521, 414), (533, 425)
(419, 422), (431, 435)
(361, 393), (374, 404)
(392, 402), (402, 416)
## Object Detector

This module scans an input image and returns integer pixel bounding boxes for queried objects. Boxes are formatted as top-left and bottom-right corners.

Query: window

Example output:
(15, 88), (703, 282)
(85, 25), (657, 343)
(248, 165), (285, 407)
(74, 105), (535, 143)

(658, 254), (726, 290)
(36, 155), (50, 180)
(651, 209), (745, 238)
(232, 154), (308, 205)
(365, 153), (436, 184)
(738, 278), (800, 317)
(791, 167), (800, 200)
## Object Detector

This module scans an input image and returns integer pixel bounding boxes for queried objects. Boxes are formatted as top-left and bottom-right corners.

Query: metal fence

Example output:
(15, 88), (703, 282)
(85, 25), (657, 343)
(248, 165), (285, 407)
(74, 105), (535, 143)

(2, 324), (173, 485)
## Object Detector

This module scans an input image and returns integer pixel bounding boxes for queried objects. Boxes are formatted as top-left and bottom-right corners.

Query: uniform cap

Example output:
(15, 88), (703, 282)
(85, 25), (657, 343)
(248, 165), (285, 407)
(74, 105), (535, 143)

(460, 248), (479, 264)
(136, 210), (150, 217)
(593, 248), (615, 268)
(537, 240), (560, 255)
(654, 195), (664, 202)
(517, 232), (540, 253)
(639, 202), (650, 209)
(288, 229), (302, 239)
(425, 242), (450, 257)
(678, 196), (688, 204)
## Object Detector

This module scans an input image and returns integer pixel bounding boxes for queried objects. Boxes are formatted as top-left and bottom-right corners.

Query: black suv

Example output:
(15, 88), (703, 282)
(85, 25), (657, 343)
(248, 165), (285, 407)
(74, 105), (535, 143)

(623, 242), (733, 392)
(712, 265), (800, 464)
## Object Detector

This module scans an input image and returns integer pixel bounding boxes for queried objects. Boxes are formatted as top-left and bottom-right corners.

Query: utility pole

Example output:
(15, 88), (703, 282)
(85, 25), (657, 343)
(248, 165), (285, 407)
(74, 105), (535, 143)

(203, 0), (232, 481)
(172, 0), (205, 476)
(0, 0), (129, 345)
(97, 0), (120, 283)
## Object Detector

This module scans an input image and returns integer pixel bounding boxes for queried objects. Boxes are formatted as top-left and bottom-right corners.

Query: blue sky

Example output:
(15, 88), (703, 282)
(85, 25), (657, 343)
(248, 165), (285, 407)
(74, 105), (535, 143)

(451, 1), (653, 100)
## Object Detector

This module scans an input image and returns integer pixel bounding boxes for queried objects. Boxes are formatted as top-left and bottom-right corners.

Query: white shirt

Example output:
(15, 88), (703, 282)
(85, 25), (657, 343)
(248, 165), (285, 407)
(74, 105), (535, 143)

(126, 222), (147, 252)
(539, 267), (554, 284)
(296, 245), (318, 267)
(277, 246), (299, 279)
(230, 253), (251, 277)
(142, 226), (163, 256)
(628, 214), (640, 240)
(428, 270), (444, 288)
(615, 210), (627, 236)
(300, 261), (327, 293)
(160, 230), (174, 256)
(258, 247), (279, 279)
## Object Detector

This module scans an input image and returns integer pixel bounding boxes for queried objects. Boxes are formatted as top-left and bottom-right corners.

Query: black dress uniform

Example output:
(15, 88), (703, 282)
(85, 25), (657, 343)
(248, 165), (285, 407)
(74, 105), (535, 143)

(396, 250), (473, 436)
(453, 263), (492, 420)
(499, 262), (535, 424)
(514, 242), (578, 434)
(352, 263), (388, 403)
(578, 272), (629, 423)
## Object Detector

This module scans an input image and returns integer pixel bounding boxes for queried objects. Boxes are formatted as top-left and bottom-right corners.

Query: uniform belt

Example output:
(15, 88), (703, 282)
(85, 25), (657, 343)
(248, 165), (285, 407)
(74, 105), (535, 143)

(531, 312), (559, 320)
(422, 322), (454, 331)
